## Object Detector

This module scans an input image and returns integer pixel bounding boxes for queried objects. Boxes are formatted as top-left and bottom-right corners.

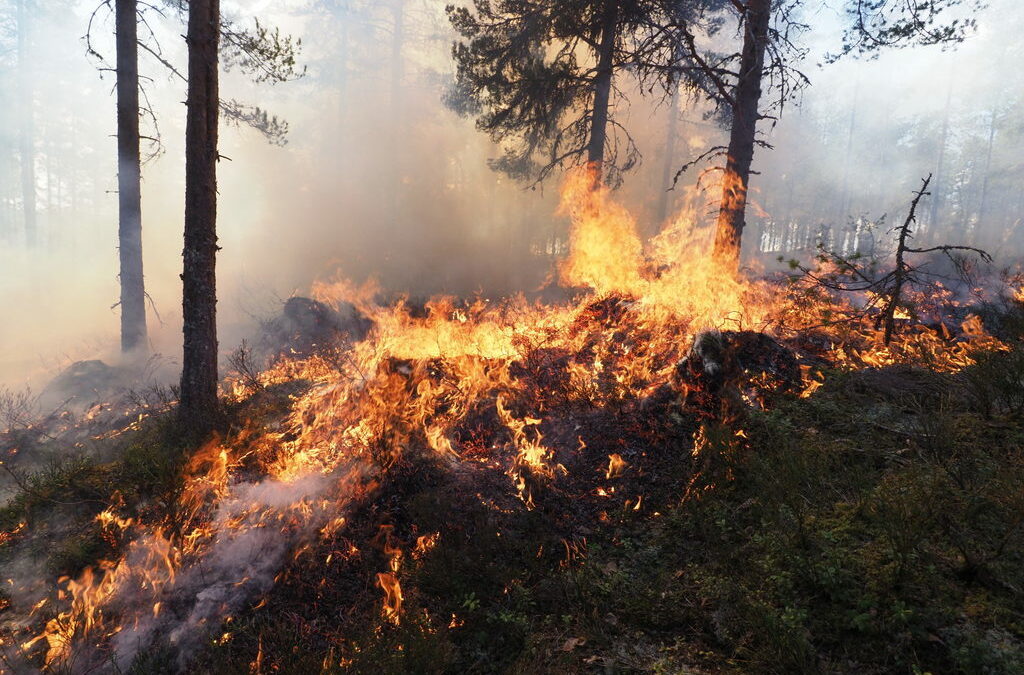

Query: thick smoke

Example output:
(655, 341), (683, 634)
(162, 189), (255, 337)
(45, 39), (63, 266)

(6, 461), (375, 674)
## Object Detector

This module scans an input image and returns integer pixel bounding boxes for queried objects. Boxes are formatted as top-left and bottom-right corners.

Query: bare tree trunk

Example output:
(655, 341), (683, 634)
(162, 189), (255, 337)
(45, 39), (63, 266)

(586, 1), (619, 183)
(45, 137), (53, 244)
(116, 0), (147, 353)
(70, 115), (78, 245)
(837, 79), (859, 226)
(383, 0), (406, 241)
(878, 176), (931, 344)
(335, 3), (350, 131)
(16, 0), (36, 247)
(180, 0), (221, 433)
(711, 0), (771, 269)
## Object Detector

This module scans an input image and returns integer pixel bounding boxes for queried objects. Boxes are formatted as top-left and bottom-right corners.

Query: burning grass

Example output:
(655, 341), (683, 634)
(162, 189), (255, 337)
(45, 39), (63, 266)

(2, 168), (1023, 673)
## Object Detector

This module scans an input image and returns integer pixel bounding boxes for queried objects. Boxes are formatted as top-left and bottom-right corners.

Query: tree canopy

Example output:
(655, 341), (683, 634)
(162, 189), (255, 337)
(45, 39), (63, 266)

(446, 0), (727, 186)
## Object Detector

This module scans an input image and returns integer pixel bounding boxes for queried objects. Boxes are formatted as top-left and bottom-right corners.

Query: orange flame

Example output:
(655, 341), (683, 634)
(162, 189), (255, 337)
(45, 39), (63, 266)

(605, 453), (628, 479)
(376, 573), (403, 625)
(20, 166), (1010, 669)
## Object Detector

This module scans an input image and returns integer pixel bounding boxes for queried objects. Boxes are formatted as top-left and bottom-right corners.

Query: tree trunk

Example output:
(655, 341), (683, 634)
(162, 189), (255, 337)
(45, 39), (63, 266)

(116, 0), (147, 353)
(180, 0), (221, 433)
(16, 0), (36, 247)
(335, 4), (350, 133)
(837, 79), (859, 226)
(711, 0), (772, 269)
(586, 1), (619, 183)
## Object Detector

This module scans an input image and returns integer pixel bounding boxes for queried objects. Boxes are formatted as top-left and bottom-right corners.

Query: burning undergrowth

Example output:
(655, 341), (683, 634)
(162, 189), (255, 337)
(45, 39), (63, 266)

(1, 168), (1021, 673)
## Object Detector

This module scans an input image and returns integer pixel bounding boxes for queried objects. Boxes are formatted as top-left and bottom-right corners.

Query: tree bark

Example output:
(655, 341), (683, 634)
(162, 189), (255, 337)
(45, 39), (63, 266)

(711, 0), (772, 269)
(180, 0), (221, 433)
(116, 0), (147, 353)
(16, 0), (36, 247)
(586, 1), (619, 183)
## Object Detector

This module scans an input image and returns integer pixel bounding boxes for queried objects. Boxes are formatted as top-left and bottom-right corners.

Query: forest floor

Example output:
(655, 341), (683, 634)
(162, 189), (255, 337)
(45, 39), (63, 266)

(1, 291), (1023, 674)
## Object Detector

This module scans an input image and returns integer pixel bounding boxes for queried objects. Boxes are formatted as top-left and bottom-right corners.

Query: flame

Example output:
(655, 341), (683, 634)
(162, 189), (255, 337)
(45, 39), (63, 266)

(605, 454), (628, 480)
(413, 533), (440, 558)
(376, 573), (403, 625)
(558, 166), (645, 296)
(0, 521), (26, 547)
(18, 166), (1010, 669)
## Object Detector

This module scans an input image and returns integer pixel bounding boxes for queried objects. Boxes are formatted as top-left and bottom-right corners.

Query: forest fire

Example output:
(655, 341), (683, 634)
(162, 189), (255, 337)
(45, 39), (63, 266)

(2, 0), (1022, 670)
(5, 167), (1012, 672)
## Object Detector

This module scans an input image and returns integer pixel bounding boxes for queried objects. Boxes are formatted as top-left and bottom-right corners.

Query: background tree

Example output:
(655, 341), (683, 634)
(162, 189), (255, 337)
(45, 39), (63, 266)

(83, 0), (304, 357)
(115, 0), (146, 353)
(0, 1), (106, 250)
(16, 0), (36, 247)
(0, 5), (18, 242)
(796, 174), (992, 343)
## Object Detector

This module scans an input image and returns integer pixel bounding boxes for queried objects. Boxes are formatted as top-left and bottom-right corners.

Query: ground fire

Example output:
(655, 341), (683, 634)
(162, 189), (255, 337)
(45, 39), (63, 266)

(2, 1), (1024, 673)
(3, 166), (1021, 672)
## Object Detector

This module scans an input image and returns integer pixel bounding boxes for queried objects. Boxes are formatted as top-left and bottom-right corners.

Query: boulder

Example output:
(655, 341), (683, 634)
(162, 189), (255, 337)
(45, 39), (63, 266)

(261, 296), (373, 358)
(673, 330), (802, 415)
(42, 360), (123, 406)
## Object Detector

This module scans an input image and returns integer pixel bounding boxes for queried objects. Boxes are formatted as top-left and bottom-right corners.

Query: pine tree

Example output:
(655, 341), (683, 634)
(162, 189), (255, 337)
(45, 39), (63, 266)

(671, 0), (984, 269)
(179, 0), (221, 433)
(446, 0), (719, 187)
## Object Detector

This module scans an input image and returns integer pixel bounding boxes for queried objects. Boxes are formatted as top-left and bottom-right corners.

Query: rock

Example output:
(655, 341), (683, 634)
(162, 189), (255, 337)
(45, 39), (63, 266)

(726, 330), (803, 391)
(261, 296), (373, 358)
(42, 360), (123, 406)
(573, 295), (635, 332)
(528, 279), (588, 306)
(673, 330), (802, 414)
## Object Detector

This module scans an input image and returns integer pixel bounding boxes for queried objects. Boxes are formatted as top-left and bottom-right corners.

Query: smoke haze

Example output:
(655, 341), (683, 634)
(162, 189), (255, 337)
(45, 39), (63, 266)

(1, 0), (1021, 389)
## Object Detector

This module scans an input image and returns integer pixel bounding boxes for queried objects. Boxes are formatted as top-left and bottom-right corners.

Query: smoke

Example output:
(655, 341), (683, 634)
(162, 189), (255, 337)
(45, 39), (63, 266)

(0, 0), (558, 391)
(5, 459), (376, 674)
(3, 0), (1022, 390)
(0, 1), (1020, 671)
(103, 471), (342, 672)
(0, 0), (1021, 392)
(749, 0), (1024, 260)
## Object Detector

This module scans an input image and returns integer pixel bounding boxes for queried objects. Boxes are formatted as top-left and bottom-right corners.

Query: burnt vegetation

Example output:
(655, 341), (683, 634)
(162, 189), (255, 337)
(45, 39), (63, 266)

(1, 0), (1024, 674)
